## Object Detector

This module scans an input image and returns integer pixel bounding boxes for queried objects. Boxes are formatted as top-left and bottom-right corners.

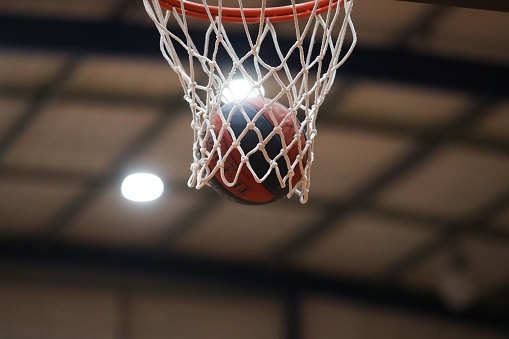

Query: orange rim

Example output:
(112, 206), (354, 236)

(157, 0), (342, 23)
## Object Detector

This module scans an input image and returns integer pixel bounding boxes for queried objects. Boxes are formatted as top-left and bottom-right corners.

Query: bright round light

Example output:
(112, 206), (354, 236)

(121, 173), (164, 202)
(222, 79), (265, 103)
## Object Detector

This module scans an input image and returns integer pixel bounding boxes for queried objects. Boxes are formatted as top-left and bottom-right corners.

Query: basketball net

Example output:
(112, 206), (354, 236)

(143, 0), (356, 203)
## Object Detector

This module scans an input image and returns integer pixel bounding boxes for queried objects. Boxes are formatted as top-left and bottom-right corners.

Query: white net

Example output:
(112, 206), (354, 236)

(143, 0), (356, 204)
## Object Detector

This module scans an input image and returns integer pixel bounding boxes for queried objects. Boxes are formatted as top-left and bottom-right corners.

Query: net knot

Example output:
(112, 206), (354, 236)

(143, 0), (358, 204)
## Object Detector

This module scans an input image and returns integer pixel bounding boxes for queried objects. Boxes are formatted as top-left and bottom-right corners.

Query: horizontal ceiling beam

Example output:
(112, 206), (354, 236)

(0, 238), (508, 334)
(399, 0), (509, 12)
(1, 14), (508, 98)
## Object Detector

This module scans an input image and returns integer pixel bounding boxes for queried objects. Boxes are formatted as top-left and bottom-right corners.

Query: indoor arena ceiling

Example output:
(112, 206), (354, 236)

(0, 0), (508, 333)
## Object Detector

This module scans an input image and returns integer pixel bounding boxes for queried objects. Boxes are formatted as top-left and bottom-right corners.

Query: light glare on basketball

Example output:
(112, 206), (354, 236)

(221, 79), (265, 103)
(121, 173), (164, 202)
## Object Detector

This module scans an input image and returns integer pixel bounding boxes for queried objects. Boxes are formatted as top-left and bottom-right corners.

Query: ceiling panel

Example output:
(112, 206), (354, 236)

(0, 281), (117, 339)
(132, 111), (195, 182)
(66, 57), (182, 100)
(0, 177), (83, 236)
(471, 101), (509, 143)
(428, 7), (509, 65)
(0, 97), (26, 136)
(339, 81), (469, 130)
(377, 144), (509, 219)
(132, 292), (282, 339)
(3, 100), (160, 175)
(122, 2), (154, 25)
(350, 1), (430, 46)
(63, 185), (197, 248)
(0, 51), (66, 90)
(310, 126), (413, 199)
(174, 199), (316, 261)
(293, 211), (437, 279)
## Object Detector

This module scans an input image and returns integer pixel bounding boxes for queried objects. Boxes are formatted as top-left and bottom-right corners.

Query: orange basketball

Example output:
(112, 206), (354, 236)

(207, 97), (306, 204)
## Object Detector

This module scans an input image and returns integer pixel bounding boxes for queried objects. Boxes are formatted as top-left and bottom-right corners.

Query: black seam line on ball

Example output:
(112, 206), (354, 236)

(220, 102), (289, 199)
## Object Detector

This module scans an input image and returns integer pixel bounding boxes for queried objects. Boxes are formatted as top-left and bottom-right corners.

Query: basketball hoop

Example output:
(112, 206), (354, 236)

(143, 0), (356, 204)
(156, 0), (341, 22)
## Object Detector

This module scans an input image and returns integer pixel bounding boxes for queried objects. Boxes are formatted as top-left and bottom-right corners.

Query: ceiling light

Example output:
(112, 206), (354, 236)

(121, 173), (164, 202)
(222, 79), (265, 103)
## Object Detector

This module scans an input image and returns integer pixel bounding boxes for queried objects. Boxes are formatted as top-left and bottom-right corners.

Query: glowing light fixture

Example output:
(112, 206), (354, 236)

(121, 173), (164, 202)
(222, 79), (265, 103)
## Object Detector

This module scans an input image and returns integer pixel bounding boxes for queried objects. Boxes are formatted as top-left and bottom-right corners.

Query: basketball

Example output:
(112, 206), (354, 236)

(206, 97), (306, 205)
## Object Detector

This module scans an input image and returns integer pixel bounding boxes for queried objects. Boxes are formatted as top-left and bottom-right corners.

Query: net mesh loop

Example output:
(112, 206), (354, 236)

(143, 0), (356, 203)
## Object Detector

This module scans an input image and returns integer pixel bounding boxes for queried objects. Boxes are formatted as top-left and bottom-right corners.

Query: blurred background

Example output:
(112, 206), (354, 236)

(0, 0), (509, 338)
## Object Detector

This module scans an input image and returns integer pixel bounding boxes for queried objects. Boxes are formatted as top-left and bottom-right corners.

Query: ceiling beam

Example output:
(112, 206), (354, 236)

(379, 189), (509, 283)
(398, 0), (509, 12)
(0, 238), (508, 334)
(1, 15), (508, 98)
(0, 58), (80, 164)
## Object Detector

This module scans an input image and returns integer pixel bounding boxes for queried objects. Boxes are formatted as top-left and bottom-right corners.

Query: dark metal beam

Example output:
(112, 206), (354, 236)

(399, 0), (509, 12)
(0, 57), (81, 163)
(341, 47), (509, 99)
(1, 15), (508, 98)
(0, 238), (508, 334)
(0, 15), (158, 57)
(284, 289), (302, 339)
